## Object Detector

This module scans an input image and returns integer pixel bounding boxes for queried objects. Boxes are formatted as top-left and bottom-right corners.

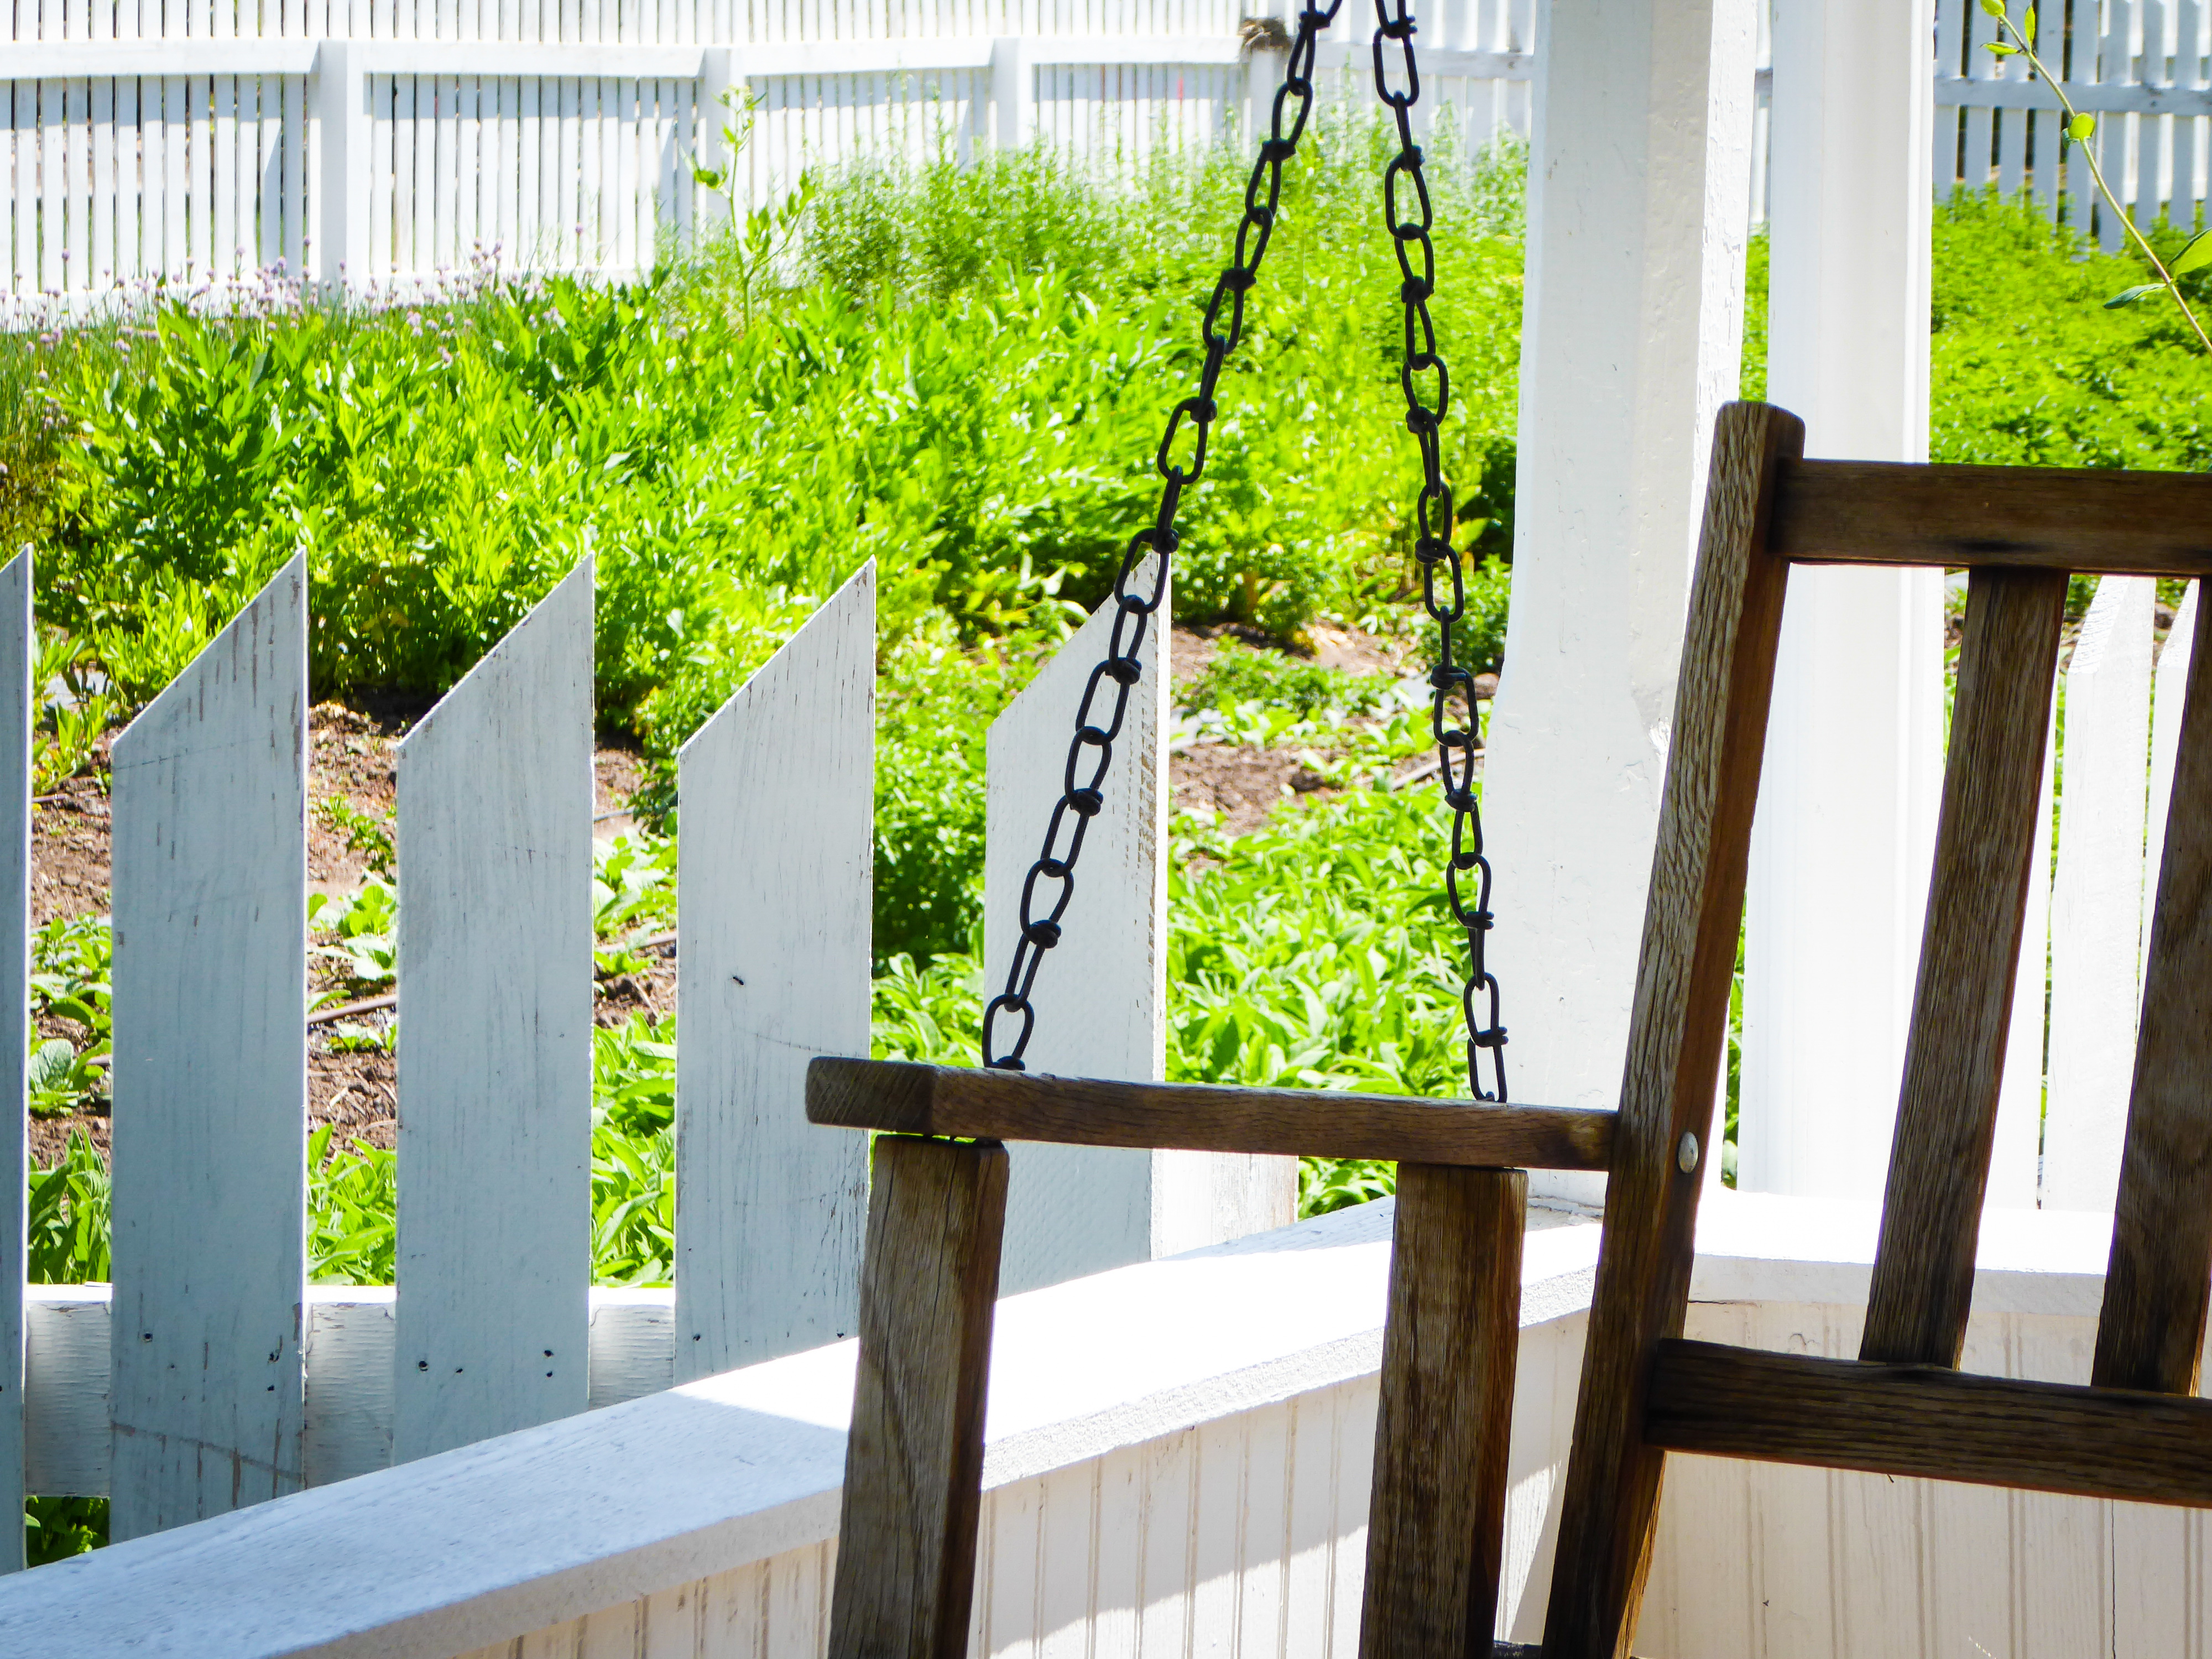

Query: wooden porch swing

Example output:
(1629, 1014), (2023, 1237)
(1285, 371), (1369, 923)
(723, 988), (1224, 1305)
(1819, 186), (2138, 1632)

(805, 400), (2212, 1657)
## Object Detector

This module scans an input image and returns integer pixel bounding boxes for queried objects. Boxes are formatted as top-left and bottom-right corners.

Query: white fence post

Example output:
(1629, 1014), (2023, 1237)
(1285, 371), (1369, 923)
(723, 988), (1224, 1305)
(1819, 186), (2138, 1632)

(992, 36), (1032, 152)
(674, 562), (873, 1381)
(393, 559), (594, 1462)
(0, 551), (27, 1574)
(313, 41), (366, 289)
(108, 555), (308, 1542)
(984, 561), (1294, 1295)
(2043, 574), (2155, 1211)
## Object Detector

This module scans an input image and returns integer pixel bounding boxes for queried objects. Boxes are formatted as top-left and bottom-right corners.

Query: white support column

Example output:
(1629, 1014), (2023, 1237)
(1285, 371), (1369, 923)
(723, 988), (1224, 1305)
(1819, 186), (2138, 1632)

(0, 552), (27, 1574)
(2043, 574), (2155, 1212)
(109, 557), (308, 1542)
(991, 37), (1031, 153)
(2142, 581), (2199, 977)
(312, 41), (366, 289)
(985, 562), (1294, 1295)
(674, 564), (873, 1383)
(697, 46), (737, 227)
(1738, 0), (1946, 1201)
(1479, 0), (1760, 1202)
(394, 560), (594, 1462)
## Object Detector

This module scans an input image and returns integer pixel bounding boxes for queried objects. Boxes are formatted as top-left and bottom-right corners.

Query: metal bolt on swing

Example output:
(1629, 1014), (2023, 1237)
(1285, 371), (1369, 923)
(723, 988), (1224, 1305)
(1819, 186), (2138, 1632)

(983, 0), (1511, 1107)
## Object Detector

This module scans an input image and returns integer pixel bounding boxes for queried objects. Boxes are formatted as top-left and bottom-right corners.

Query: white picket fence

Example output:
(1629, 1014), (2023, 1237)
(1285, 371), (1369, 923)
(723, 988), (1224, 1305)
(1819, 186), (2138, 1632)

(0, 0), (1537, 316)
(0, 546), (1306, 1564)
(1936, 0), (2212, 242)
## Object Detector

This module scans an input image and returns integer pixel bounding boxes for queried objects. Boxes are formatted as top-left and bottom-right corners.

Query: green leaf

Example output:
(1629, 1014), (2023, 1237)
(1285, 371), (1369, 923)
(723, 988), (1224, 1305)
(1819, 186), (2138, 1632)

(2173, 228), (2212, 276)
(2023, 6), (2036, 39)
(1985, 40), (2019, 54)
(1979, 0), (2005, 14)
(2068, 111), (2096, 140)
(28, 1039), (76, 1094)
(691, 166), (723, 189)
(2105, 284), (2163, 308)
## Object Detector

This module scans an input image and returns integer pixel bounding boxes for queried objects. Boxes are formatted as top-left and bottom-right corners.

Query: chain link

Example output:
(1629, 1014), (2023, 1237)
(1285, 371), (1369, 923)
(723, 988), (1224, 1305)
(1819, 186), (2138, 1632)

(980, 2), (1345, 1071)
(1368, 0), (1508, 1101)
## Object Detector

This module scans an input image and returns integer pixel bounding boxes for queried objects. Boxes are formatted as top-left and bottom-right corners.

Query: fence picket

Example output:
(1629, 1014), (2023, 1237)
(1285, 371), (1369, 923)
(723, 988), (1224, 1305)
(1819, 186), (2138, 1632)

(2142, 581), (2199, 984)
(108, 555), (309, 1541)
(1991, 697), (2056, 1209)
(674, 563), (873, 1382)
(2043, 574), (2156, 1211)
(393, 559), (594, 1462)
(0, 553), (29, 1576)
(983, 561), (1294, 1296)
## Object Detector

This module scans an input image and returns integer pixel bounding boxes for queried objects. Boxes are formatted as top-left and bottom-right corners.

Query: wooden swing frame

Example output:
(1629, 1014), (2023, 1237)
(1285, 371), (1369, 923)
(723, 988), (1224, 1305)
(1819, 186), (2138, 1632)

(805, 400), (2212, 1657)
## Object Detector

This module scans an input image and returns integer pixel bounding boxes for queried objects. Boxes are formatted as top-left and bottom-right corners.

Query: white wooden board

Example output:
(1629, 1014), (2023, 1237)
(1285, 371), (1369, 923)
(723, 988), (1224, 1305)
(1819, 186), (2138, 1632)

(0, 551), (25, 1573)
(984, 561), (1293, 1296)
(394, 558), (594, 1462)
(1991, 695), (2056, 1208)
(2142, 580), (2199, 984)
(108, 554), (309, 1541)
(2043, 573), (2154, 1211)
(674, 562), (873, 1381)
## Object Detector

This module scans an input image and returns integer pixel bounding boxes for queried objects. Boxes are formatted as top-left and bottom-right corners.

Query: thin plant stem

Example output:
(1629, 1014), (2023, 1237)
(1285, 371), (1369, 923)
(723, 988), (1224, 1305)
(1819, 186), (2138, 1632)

(1997, 9), (2212, 354)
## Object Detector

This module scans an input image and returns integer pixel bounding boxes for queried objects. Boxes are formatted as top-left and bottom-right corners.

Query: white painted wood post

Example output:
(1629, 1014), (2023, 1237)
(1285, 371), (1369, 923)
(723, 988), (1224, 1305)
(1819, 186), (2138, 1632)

(674, 563), (873, 1383)
(314, 42), (367, 290)
(2042, 574), (2155, 1212)
(1477, 0), (1758, 1202)
(992, 36), (1032, 152)
(2142, 581), (2199, 984)
(1738, 0), (1945, 1201)
(1990, 699), (2056, 1208)
(697, 46), (737, 229)
(985, 562), (1295, 1295)
(108, 556), (308, 1543)
(394, 559), (594, 1462)
(0, 551), (27, 1575)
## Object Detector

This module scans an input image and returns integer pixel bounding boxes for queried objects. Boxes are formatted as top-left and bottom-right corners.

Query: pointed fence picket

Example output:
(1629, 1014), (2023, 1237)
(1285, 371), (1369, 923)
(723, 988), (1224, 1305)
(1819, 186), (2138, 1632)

(983, 561), (1296, 1297)
(393, 558), (596, 1463)
(0, 554), (25, 1578)
(674, 561), (873, 1380)
(2042, 574), (2156, 1212)
(107, 555), (309, 1543)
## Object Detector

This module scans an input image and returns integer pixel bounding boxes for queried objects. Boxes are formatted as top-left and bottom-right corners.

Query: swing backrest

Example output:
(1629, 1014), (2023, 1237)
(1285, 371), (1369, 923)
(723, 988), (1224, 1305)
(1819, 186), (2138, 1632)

(1539, 400), (2212, 1658)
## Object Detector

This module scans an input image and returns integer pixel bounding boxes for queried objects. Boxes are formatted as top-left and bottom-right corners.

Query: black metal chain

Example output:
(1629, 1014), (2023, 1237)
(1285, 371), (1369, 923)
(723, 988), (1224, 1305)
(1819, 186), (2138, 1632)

(1368, 0), (1507, 1101)
(980, 2), (1345, 1071)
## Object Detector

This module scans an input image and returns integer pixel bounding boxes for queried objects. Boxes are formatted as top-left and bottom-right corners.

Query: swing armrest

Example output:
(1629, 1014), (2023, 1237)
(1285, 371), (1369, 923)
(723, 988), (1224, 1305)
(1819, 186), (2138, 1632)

(805, 1056), (1615, 1171)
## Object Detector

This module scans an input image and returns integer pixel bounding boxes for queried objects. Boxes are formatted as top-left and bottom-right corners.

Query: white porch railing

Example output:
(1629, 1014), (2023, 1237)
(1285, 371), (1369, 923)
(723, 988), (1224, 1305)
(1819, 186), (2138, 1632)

(0, 1194), (2188, 1658)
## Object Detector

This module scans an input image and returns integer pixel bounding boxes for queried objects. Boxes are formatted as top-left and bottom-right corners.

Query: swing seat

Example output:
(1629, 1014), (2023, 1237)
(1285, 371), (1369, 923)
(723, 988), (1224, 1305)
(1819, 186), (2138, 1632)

(805, 400), (2212, 1658)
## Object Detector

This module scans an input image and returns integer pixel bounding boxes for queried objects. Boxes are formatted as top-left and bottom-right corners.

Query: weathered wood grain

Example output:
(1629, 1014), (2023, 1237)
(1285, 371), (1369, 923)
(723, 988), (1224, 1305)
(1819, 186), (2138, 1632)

(1860, 566), (2067, 1366)
(1541, 400), (1802, 1659)
(1646, 1338), (2212, 1507)
(827, 1135), (1008, 1659)
(394, 558), (594, 1462)
(805, 1057), (1616, 1171)
(0, 551), (26, 1572)
(1772, 458), (2212, 577)
(2042, 573), (2156, 1213)
(1357, 1164), (1525, 1659)
(109, 555), (307, 1541)
(2095, 610), (2212, 1393)
(674, 563), (873, 1382)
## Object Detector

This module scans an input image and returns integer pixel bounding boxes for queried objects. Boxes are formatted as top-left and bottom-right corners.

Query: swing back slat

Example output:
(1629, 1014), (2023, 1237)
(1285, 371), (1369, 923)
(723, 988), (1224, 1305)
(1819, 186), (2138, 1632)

(1541, 401), (2212, 1659)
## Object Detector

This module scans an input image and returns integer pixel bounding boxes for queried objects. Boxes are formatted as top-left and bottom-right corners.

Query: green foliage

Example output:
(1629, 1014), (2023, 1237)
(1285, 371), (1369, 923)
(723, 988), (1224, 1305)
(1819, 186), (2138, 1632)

(27, 1130), (109, 1284)
(593, 832), (679, 973)
(307, 1124), (400, 1285)
(1185, 639), (1396, 721)
(1928, 192), (2212, 469)
(318, 795), (395, 875)
(28, 914), (112, 1119)
(25, 1495), (107, 1565)
(309, 877), (398, 994)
